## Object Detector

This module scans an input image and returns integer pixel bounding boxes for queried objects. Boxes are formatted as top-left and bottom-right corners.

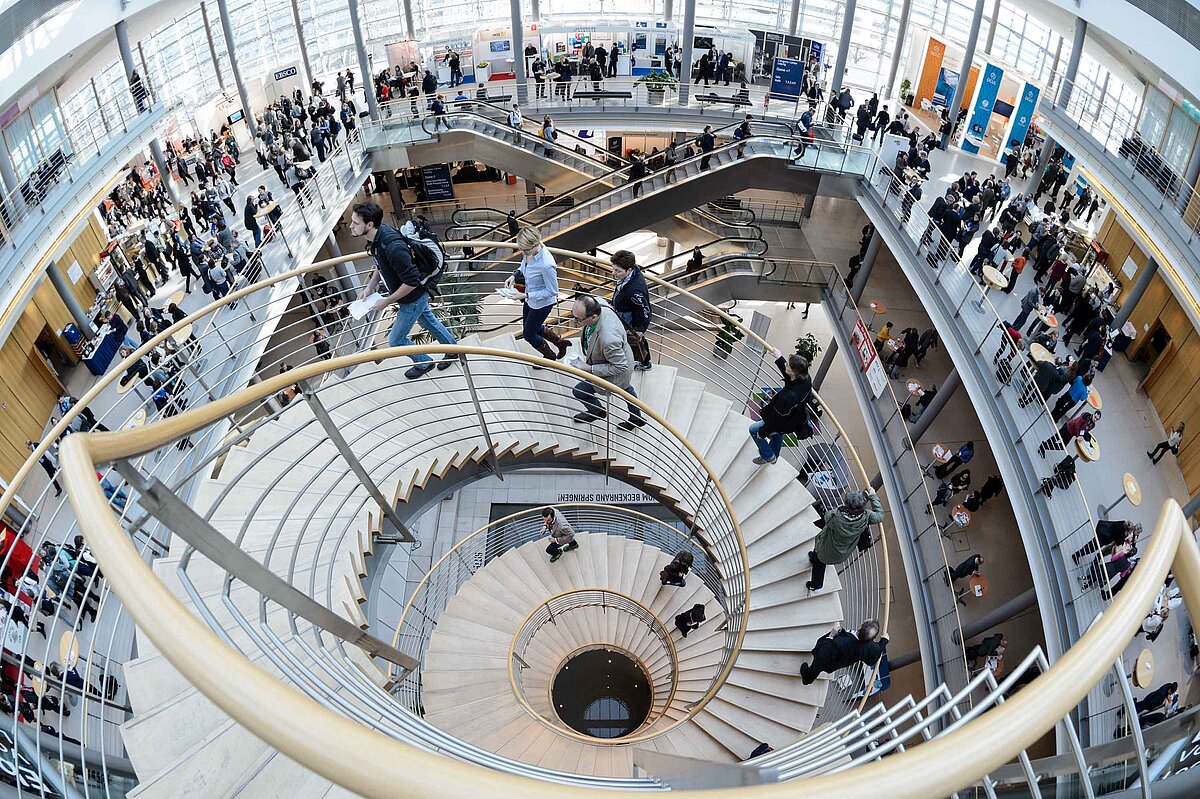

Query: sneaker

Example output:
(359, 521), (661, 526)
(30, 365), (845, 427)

(437, 353), (456, 370)
(634, 362), (652, 371)
(805, 581), (819, 592)
(404, 362), (436, 380)
(752, 456), (778, 465)
(549, 553), (561, 563)
(618, 418), (646, 431)
(573, 412), (605, 423)
(565, 541), (579, 551)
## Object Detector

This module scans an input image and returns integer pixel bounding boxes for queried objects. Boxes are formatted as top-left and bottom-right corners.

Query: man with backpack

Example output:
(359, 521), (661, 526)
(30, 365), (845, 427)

(350, 201), (457, 379)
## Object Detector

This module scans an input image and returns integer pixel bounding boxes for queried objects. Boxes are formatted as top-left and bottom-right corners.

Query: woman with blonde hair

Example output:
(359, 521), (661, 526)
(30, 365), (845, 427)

(505, 226), (568, 360)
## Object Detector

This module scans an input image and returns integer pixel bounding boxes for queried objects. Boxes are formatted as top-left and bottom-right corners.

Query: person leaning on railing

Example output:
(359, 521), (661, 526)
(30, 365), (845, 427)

(800, 619), (887, 685)
(807, 488), (883, 593)
(748, 347), (812, 466)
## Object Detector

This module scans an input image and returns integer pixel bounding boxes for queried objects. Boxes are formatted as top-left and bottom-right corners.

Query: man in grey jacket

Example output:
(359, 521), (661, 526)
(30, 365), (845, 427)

(807, 488), (884, 592)
(570, 295), (645, 430)
(543, 506), (578, 562)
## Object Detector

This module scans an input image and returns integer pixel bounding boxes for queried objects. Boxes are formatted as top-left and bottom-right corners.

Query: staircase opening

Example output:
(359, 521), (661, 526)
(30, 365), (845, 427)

(552, 648), (652, 739)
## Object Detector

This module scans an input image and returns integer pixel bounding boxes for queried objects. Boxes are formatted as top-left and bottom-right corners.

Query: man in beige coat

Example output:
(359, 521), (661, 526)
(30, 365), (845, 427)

(570, 295), (645, 430)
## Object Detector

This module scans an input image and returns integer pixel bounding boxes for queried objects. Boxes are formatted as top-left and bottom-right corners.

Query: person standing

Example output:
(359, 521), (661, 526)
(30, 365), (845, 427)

(1039, 410), (1100, 457)
(806, 489), (883, 592)
(243, 195), (262, 249)
(800, 620), (887, 685)
(675, 604), (706, 638)
(26, 440), (62, 497)
(610, 250), (653, 371)
(660, 551), (694, 587)
(542, 506), (578, 562)
(569, 294), (644, 430)
(1148, 422), (1185, 464)
(749, 348), (811, 465)
(505, 227), (568, 361)
(697, 125), (715, 171)
(627, 152), (647, 197)
(350, 201), (457, 380)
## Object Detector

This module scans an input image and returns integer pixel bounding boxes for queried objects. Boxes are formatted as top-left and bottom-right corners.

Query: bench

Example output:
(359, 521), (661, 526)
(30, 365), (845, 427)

(570, 91), (633, 103)
(695, 94), (752, 107)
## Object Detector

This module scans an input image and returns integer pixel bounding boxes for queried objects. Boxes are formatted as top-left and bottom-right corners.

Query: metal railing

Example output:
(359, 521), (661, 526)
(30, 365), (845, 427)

(509, 589), (679, 739)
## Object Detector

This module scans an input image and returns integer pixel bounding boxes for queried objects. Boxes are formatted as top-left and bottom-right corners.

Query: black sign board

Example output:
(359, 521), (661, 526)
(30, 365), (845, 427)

(419, 164), (455, 201)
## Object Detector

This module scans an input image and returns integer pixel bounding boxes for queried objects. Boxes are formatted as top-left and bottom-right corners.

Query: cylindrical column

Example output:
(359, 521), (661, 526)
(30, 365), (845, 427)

(325, 233), (361, 294)
(1048, 35), (1063, 85)
(1057, 17), (1088, 108)
(346, 0), (380, 121)
(664, 0), (673, 22)
(885, 0), (913, 98)
(530, 0), (541, 21)
(47, 261), (97, 338)
(1112, 258), (1159, 329)
(1183, 493), (1199, 521)
(289, 0), (315, 89)
(114, 20), (143, 111)
(952, 588), (1037, 643)
(788, 0), (801, 36)
(199, 2), (228, 94)
(148, 139), (181, 205)
(812, 338), (840, 391)
(509, 0), (527, 104)
(0, 135), (22, 194)
(214, 0), (260, 137)
(850, 229), (881, 303)
(984, 0), (1002, 55)
(678, 0), (697, 105)
(940, 0), (985, 150)
(802, 191), (817, 219)
(402, 0), (416, 40)
(829, 0), (857, 93)
(908, 367), (961, 443)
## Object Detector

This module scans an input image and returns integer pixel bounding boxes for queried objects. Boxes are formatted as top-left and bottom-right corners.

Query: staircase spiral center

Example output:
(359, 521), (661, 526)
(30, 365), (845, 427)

(552, 648), (652, 739)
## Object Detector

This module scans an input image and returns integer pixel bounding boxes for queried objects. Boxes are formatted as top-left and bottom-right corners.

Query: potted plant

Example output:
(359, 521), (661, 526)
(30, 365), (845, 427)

(794, 332), (822, 363)
(899, 78), (915, 107)
(414, 273), (484, 343)
(713, 312), (745, 359)
(476, 61), (490, 83)
(636, 71), (678, 106)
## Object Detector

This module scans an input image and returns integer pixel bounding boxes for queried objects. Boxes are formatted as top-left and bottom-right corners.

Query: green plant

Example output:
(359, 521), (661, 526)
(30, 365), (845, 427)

(713, 313), (745, 358)
(899, 78), (911, 97)
(635, 71), (678, 92)
(413, 273), (483, 343)
(794, 332), (822, 363)
(477, 61), (489, 69)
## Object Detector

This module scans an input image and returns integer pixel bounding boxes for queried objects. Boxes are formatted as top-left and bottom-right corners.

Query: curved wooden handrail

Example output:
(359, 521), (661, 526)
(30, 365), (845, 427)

(506, 587), (681, 745)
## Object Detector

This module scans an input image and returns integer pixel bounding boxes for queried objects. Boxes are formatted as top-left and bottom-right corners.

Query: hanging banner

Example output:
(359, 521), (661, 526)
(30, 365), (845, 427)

(419, 164), (455, 201)
(1005, 82), (1041, 163)
(933, 66), (959, 108)
(851, 318), (888, 398)
(961, 62), (1003, 153)
(769, 57), (805, 102)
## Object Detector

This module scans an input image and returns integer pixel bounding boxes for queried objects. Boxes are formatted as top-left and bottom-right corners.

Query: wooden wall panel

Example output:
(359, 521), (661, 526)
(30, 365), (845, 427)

(915, 37), (947, 107)
(1127, 274), (1173, 343)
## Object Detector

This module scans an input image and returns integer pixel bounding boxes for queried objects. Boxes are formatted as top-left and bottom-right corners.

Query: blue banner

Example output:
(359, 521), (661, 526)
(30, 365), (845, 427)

(933, 67), (959, 108)
(770, 57), (805, 102)
(1005, 82), (1040, 164)
(962, 63), (1003, 153)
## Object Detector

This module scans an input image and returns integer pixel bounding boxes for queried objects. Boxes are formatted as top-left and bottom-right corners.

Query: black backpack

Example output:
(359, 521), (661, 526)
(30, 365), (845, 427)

(395, 224), (445, 294)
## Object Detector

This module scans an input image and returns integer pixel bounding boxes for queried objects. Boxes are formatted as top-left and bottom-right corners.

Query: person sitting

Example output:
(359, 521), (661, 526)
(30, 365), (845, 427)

(800, 619), (888, 685)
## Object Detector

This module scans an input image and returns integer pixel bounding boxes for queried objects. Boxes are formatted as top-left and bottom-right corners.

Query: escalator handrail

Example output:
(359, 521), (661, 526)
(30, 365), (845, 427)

(642, 236), (769, 270)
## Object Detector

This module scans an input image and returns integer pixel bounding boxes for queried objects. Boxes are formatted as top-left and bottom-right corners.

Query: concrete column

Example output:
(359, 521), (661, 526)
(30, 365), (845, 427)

(1183, 493), (1199, 520)
(1048, 35), (1063, 87)
(885, 0), (913, 98)
(849, 230), (881, 303)
(402, 0), (416, 40)
(663, 239), (676, 268)
(1112, 258), (1159, 329)
(812, 338), (839, 390)
(1057, 17), (1087, 108)
(346, 0), (380, 121)
(802, 191), (817, 219)
(952, 588), (1037, 643)
(788, 0), (801, 36)
(530, 0), (541, 21)
(509, 0), (528, 104)
(908, 367), (961, 443)
(214, 0), (260, 137)
(199, 2), (228, 94)
(289, 0), (315, 89)
(385, 173), (404, 222)
(114, 20), (141, 109)
(678, 0), (697, 105)
(940, 0), (985, 150)
(984, 0), (1002, 55)
(148, 139), (181, 205)
(47, 261), (97, 338)
(0, 135), (21, 194)
(325, 233), (361, 294)
(829, 0), (857, 93)
(1176, 139), (1200, 216)
(664, 0), (673, 22)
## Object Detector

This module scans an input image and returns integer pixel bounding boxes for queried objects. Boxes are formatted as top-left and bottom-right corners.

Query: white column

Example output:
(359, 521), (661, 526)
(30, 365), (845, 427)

(346, 0), (381, 120)
(199, 2), (228, 94)
(214, 0), (260, 137)
(509, 0), (527, 104)
(829, 0), (858, 92)
(939, 0), (985, 150)
(679, 0), (696, 105)
(885, 0), (913, 98)
(289, 0), (315, 88)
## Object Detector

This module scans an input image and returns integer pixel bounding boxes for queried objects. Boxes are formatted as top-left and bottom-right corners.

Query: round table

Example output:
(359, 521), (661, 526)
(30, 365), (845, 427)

(125, 407), (148, 430)
(1028, 343), (1054, 363)
(1100, 472), (1142, 519)
(1075, 434), (1100, 463)
(173, 321), (194, 342)
(943, 504), (973, 537)
(866, 300), (887, 330)
(926, 442), (953, 476)
(958, 573), (989, 605)
(59, 631), (79, 670)
(30, 661), (44, 697)
(1132, 648), (1154, 689)
(1036, 307), (1059, 330)
(168, 291), (186, 305)
(1087, 385), (1102, 411)
(116, 376), (136, 395)
(905, 379), (924, 397)
(254, 200), (280, 219)
(974, 265), (1009, 313)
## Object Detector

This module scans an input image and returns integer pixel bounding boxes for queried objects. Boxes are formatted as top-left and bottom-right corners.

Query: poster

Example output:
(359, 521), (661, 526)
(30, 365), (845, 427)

(769, 57), (805, 102)
(933, 67), (959, 108)
(419, 164), (455, 201)
(1006, 82), (1041, 160)
(962, 63), (1003, 153)
(851, 318), (888, 398)
(66, 259), (83, 283)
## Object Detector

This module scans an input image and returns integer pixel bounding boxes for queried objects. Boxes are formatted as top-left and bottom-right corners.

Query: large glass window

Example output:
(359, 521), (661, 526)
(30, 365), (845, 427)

(1138, 88), (1172, 147)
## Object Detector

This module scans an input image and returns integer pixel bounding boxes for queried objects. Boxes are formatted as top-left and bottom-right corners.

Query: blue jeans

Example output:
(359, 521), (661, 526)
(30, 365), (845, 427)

(523, 302), (553, 348)
(388, 293), (457, 361)
(749, 420), (782, 461)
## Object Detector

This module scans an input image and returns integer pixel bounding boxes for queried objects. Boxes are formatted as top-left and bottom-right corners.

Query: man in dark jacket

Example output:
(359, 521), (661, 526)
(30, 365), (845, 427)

(807, 488), (883, 591)
(801, 619), (887, 684)
(350, 201), (457, 379)
(697, 125), (715, 171)
(610, 250), (653, 371)
(748, 348), (811, 465)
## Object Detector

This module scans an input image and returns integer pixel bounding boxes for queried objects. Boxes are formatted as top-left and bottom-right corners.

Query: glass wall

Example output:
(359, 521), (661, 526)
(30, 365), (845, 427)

(1, 92), (71, 183)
